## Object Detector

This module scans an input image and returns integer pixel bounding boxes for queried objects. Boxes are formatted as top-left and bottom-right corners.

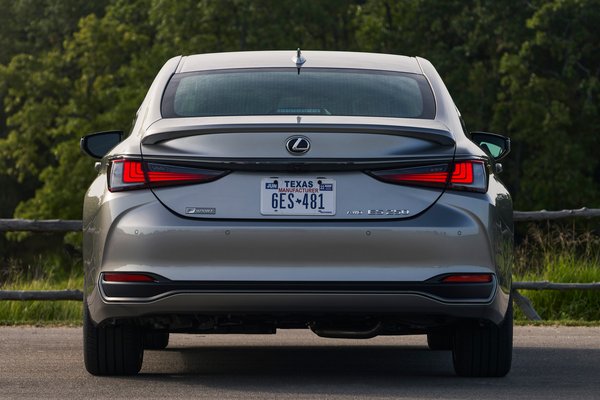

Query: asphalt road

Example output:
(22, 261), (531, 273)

(0, 326), (598, 399)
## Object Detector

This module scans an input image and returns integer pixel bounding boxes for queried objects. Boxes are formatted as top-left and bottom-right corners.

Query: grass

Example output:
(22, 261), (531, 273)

(513, 256), (600, 321)
(0, 269), (83, 325)
(512, 225), (600, 322)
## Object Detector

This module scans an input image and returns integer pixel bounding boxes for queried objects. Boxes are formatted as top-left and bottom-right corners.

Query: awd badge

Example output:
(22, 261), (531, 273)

(185, 207), (216, 215)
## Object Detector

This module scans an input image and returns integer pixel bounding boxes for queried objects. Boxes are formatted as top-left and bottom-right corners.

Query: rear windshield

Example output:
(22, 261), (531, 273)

(161, 68), (435, 119)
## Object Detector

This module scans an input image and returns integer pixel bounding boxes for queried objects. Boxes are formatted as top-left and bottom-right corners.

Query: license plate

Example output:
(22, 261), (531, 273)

(260, 177), (336, 215)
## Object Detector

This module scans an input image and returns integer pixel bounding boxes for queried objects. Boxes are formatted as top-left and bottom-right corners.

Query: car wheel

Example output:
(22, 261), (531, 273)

(452, 301), (513, 377)
(83, 302), (144, 375)
(144, 331), (169, 350)
(427, 331), (453, 351)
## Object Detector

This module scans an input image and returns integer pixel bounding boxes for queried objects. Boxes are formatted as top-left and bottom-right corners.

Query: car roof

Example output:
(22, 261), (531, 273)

(177, 51), (423, 74)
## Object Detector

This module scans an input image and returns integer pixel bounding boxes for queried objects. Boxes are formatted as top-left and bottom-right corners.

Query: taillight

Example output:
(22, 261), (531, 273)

(108, 159), (228, 192)
(441, 274), (493, 283)
(369, 160), (488, 193)
(102, 273), (157, 283)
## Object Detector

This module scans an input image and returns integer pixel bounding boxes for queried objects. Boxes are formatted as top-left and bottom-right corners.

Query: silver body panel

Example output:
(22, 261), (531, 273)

(83, 51), (513, 329)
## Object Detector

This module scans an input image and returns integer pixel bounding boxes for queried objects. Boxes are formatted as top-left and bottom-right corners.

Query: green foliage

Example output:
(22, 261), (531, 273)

(0, 0), (597, 325)
(0, 0), (109, 64)
(1, 0), (157, 222)
(0, 0), (598, 245)
(493, 0), (600, 209)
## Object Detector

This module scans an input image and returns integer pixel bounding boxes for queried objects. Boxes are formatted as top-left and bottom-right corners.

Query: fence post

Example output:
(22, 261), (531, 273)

(511, 290), (542, 321)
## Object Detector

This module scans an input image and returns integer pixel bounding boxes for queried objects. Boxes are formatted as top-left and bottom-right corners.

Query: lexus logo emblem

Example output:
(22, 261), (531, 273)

(286, 136), (311, 155)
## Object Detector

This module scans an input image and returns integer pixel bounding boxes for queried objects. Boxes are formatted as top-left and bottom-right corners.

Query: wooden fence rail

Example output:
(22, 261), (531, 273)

(0, 219), (81, 232)
(512, 281), (600, 291)
(512, 207), (600, 221)
(1, 208), (599, 320)
(0, 290), (84, 301)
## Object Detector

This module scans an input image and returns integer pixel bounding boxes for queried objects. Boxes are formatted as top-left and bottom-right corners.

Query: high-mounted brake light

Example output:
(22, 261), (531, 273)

(108, 159), (228, 192)
(102, 273), (157, 283)
(442, 274), (493, 283)
(369, 160), (488, 192)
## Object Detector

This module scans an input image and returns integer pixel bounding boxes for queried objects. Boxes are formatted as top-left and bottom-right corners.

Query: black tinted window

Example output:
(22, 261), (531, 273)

(162, 68), (435, 119)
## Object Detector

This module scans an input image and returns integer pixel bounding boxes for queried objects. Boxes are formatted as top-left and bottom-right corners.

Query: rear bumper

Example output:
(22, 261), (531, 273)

(99, 276), (496, 303)
(84, 188), (512, 326)
(88, 283), (508, 325)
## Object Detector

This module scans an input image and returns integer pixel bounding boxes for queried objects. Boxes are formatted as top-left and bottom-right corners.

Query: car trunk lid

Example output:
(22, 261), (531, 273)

(139, 116), (456, 220)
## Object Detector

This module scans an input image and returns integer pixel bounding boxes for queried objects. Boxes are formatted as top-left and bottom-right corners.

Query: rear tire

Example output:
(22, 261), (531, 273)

(452, 301), (513, 377)
(83, 302), (144, 376)
(144, 331), (169, 350)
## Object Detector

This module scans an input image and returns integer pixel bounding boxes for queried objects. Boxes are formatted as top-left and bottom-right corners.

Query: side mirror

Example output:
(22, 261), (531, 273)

(80, 131), (123, 159)
(470, 131), (511, 161)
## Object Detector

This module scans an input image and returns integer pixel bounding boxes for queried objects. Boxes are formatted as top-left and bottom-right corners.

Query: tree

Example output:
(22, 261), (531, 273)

(1, 0), (598, 234)
(2, 0), (157, 223)
(493, 0), (600, 209)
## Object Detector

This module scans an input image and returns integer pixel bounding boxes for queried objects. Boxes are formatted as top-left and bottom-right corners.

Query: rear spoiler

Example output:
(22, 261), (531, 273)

(141, 123), (455, 146)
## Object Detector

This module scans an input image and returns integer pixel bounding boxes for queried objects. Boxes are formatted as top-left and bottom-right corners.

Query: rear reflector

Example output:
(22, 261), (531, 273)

(442, 274), (493, 283)
(369, 160), (487, 192)
(109, 159), (228, 192)
(102, 273), (157, 283)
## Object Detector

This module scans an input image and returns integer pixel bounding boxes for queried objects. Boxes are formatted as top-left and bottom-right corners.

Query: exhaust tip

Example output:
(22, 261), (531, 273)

(310, 321), (382, 339)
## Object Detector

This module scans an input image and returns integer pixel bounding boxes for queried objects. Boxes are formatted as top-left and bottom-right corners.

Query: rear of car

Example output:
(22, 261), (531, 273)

(81, 51), (513, 377)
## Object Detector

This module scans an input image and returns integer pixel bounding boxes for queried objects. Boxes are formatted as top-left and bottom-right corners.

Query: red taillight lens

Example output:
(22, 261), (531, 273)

(442, 274), (493, 283)
(122, 159), (145, 183)
(371, 164), (449, 186)
(108, 159), (227, 192)
(102, 273), (156, 283)
(369, 160), (487, 192)
(448, 160), (486, 192)
(450, 161), (474, 184)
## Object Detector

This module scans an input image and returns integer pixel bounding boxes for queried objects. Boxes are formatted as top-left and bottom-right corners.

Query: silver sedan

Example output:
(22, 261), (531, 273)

(80, 50), (513, 377)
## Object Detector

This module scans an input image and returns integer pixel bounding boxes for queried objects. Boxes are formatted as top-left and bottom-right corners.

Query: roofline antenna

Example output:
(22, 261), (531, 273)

(292, 48), (306, 75)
